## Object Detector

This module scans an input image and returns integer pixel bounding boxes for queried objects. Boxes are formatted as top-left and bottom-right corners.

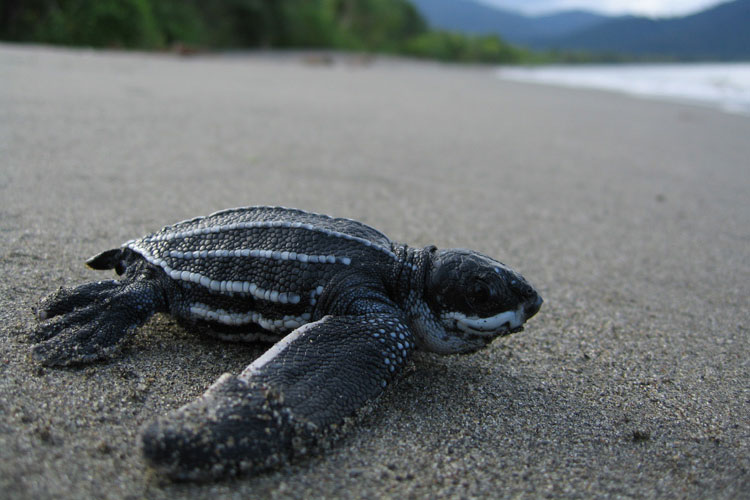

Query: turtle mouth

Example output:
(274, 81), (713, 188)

(441, 308), (526, 338)
(467, 322), (524, 337)
(464, 324), (524, 349)
(503, 324), (525, 336)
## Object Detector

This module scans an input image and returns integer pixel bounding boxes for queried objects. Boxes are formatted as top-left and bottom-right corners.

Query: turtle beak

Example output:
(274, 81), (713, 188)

(524, 294), (543, 320)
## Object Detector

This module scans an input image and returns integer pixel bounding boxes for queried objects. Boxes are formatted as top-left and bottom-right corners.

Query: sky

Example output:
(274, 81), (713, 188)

(479, 0), (728, 16)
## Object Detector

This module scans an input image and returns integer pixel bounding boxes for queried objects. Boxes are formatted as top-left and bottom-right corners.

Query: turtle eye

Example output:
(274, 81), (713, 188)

(468, 280), (493, 310)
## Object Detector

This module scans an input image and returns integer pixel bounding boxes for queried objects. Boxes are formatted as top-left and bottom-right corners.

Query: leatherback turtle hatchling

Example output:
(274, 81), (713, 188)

(30, 206), (542, 480)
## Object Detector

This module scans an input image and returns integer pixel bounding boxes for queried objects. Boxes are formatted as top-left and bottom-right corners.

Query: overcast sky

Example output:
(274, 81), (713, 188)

(479, 0), (727, 16)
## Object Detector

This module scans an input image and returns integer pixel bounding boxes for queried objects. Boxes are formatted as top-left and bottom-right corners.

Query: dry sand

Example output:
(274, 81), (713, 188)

(1, 44), (748, 499)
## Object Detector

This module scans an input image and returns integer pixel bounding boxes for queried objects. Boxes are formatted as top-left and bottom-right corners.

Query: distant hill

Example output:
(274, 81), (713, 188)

(537, 0), (750, 60)
(410, 0), (750, 60)
(533, 11), (612, 39)
(408, 0), (610, 43)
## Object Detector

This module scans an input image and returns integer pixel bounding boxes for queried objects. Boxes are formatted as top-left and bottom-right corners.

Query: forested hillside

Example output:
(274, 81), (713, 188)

(0, 0), (424, 49)
(0, 0), (528, 63)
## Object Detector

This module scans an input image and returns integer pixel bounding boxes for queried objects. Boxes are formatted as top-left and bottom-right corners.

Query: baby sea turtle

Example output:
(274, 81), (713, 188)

(30, 206), (542, 480)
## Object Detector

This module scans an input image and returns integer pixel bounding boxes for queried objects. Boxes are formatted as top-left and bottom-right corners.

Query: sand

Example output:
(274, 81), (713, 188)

(1, 43), (748, 499)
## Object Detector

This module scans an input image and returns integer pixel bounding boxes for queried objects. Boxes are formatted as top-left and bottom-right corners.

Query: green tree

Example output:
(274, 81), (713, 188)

(0, 0), (534, 64)
(65, 0), (161, 48)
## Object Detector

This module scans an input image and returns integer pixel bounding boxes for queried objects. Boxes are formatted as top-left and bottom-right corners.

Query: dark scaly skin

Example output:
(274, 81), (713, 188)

(29, 206), (542, 480)
(142, 277), (411, 479)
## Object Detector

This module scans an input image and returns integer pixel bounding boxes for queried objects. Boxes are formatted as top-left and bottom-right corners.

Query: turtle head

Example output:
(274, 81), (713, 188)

(416, 248), (542, 354)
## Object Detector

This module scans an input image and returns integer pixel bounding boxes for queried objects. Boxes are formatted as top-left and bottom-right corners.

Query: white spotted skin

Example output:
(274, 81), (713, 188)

(405, 292), (508, 354)
(405, 292), (470, 354)
(119, 206), (413, 341)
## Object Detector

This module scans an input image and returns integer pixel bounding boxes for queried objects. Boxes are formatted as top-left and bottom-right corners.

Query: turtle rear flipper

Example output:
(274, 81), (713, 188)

(31, 272), (167, 366)
(141, 299), (414, 480)
(86, 248), (130, 275)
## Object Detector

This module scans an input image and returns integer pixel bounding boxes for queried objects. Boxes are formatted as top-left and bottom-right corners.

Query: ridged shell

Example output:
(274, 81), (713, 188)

(123, 206), (398, 307)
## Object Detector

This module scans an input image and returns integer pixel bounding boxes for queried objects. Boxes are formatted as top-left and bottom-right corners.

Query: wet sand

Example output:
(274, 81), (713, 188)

(1, 44), (748, 498)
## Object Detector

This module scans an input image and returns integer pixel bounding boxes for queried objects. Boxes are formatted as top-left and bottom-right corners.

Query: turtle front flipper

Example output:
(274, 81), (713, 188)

(30, 266), (168, 366)
(141, 299), (414, 480)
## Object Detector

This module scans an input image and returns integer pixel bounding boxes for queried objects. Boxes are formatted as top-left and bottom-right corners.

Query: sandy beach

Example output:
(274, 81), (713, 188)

(1, 43), (748, 498)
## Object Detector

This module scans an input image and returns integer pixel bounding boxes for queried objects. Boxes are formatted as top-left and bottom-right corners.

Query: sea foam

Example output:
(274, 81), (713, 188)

(497, 63), (750, 116)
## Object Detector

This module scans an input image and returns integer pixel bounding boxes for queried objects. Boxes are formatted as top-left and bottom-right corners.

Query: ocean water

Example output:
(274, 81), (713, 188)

(496, 63), (750, 116)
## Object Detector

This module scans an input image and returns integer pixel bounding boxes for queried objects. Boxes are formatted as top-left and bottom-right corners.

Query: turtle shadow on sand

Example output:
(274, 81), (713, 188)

(371, 348), (734, 496)
(364, 354), (625, 478)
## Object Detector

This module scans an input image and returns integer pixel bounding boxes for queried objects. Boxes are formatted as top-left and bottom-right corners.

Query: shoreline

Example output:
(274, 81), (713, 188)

(497, 61), (750, 117)
(7, 41), (750, 116)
